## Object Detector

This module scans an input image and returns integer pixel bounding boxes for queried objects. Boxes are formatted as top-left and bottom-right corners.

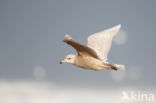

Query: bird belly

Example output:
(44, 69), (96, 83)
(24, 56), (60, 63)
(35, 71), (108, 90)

(74, 56), (106, 70)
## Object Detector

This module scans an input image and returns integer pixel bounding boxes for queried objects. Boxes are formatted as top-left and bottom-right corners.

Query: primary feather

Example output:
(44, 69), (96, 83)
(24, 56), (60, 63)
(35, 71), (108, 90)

(88, 24), (121, 61)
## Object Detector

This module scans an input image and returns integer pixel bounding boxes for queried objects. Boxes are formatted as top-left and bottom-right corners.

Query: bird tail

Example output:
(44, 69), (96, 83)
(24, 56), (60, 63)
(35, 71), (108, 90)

(114, 64), (125, 70)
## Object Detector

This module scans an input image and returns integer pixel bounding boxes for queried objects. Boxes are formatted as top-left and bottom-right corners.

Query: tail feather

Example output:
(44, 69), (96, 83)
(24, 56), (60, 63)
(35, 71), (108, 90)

(102, 62), (125, 71)
(115, 64), (125, 70)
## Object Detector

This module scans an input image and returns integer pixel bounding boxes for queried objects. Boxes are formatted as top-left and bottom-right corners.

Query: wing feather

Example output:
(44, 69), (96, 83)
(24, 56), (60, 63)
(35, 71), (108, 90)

(63, 35), (99, 59)
(87, 24), (121, 61)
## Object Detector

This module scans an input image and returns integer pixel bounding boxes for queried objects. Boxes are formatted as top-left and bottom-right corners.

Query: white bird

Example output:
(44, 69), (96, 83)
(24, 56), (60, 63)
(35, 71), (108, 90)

(60, 24), (125, 71)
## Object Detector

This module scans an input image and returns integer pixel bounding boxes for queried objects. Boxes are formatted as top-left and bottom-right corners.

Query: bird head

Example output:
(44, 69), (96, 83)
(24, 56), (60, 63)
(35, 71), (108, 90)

(60, 54), (76, 64)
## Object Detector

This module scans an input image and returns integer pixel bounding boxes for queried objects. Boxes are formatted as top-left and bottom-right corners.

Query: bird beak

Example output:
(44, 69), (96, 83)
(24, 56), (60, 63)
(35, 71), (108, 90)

(60, 60), (65, 64)
(60, 61), (63, 64)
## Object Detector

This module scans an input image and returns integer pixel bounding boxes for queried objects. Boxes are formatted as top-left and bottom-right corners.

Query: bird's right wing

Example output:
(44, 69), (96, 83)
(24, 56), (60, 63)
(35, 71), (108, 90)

(88, 24), (121, 61)
(63, 35), (99, 59)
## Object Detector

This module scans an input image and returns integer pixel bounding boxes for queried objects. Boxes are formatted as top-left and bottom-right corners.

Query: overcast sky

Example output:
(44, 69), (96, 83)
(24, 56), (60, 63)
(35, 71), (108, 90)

(0, 0), (156, 89)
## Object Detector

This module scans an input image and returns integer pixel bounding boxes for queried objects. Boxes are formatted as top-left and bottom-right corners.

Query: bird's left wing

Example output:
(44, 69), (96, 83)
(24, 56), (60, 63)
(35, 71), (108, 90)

(87, 24), (121, 61)
(63, 35), (99, 59)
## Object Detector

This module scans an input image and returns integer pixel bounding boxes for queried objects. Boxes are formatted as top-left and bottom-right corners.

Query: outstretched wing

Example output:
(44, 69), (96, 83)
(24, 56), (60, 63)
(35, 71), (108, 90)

(63, 35), (99, 59)
(87, 24), (121, 61)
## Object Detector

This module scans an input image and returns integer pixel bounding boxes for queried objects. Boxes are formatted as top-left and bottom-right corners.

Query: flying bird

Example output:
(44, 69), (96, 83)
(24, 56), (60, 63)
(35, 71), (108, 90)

(60, 24), (125, 71)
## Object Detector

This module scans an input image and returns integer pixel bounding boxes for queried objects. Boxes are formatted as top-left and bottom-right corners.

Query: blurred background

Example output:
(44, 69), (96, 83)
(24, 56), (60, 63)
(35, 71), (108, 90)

(0, 0), (156, 103)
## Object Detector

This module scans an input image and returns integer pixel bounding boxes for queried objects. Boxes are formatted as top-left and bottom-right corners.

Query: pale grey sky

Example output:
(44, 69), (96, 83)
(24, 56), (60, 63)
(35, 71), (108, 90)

(0, 0), (156, 88)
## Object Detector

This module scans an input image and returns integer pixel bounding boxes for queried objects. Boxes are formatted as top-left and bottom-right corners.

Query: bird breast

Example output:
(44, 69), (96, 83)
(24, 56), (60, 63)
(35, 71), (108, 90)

(74, 56), (104, 70)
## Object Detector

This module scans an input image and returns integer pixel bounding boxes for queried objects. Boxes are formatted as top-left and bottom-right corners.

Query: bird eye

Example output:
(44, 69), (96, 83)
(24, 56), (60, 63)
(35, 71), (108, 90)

(67, 58), (71, 60)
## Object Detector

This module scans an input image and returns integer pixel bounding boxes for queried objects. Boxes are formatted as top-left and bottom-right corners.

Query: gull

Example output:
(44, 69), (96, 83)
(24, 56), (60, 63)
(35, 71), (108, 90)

(60, 24), (125, 71)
